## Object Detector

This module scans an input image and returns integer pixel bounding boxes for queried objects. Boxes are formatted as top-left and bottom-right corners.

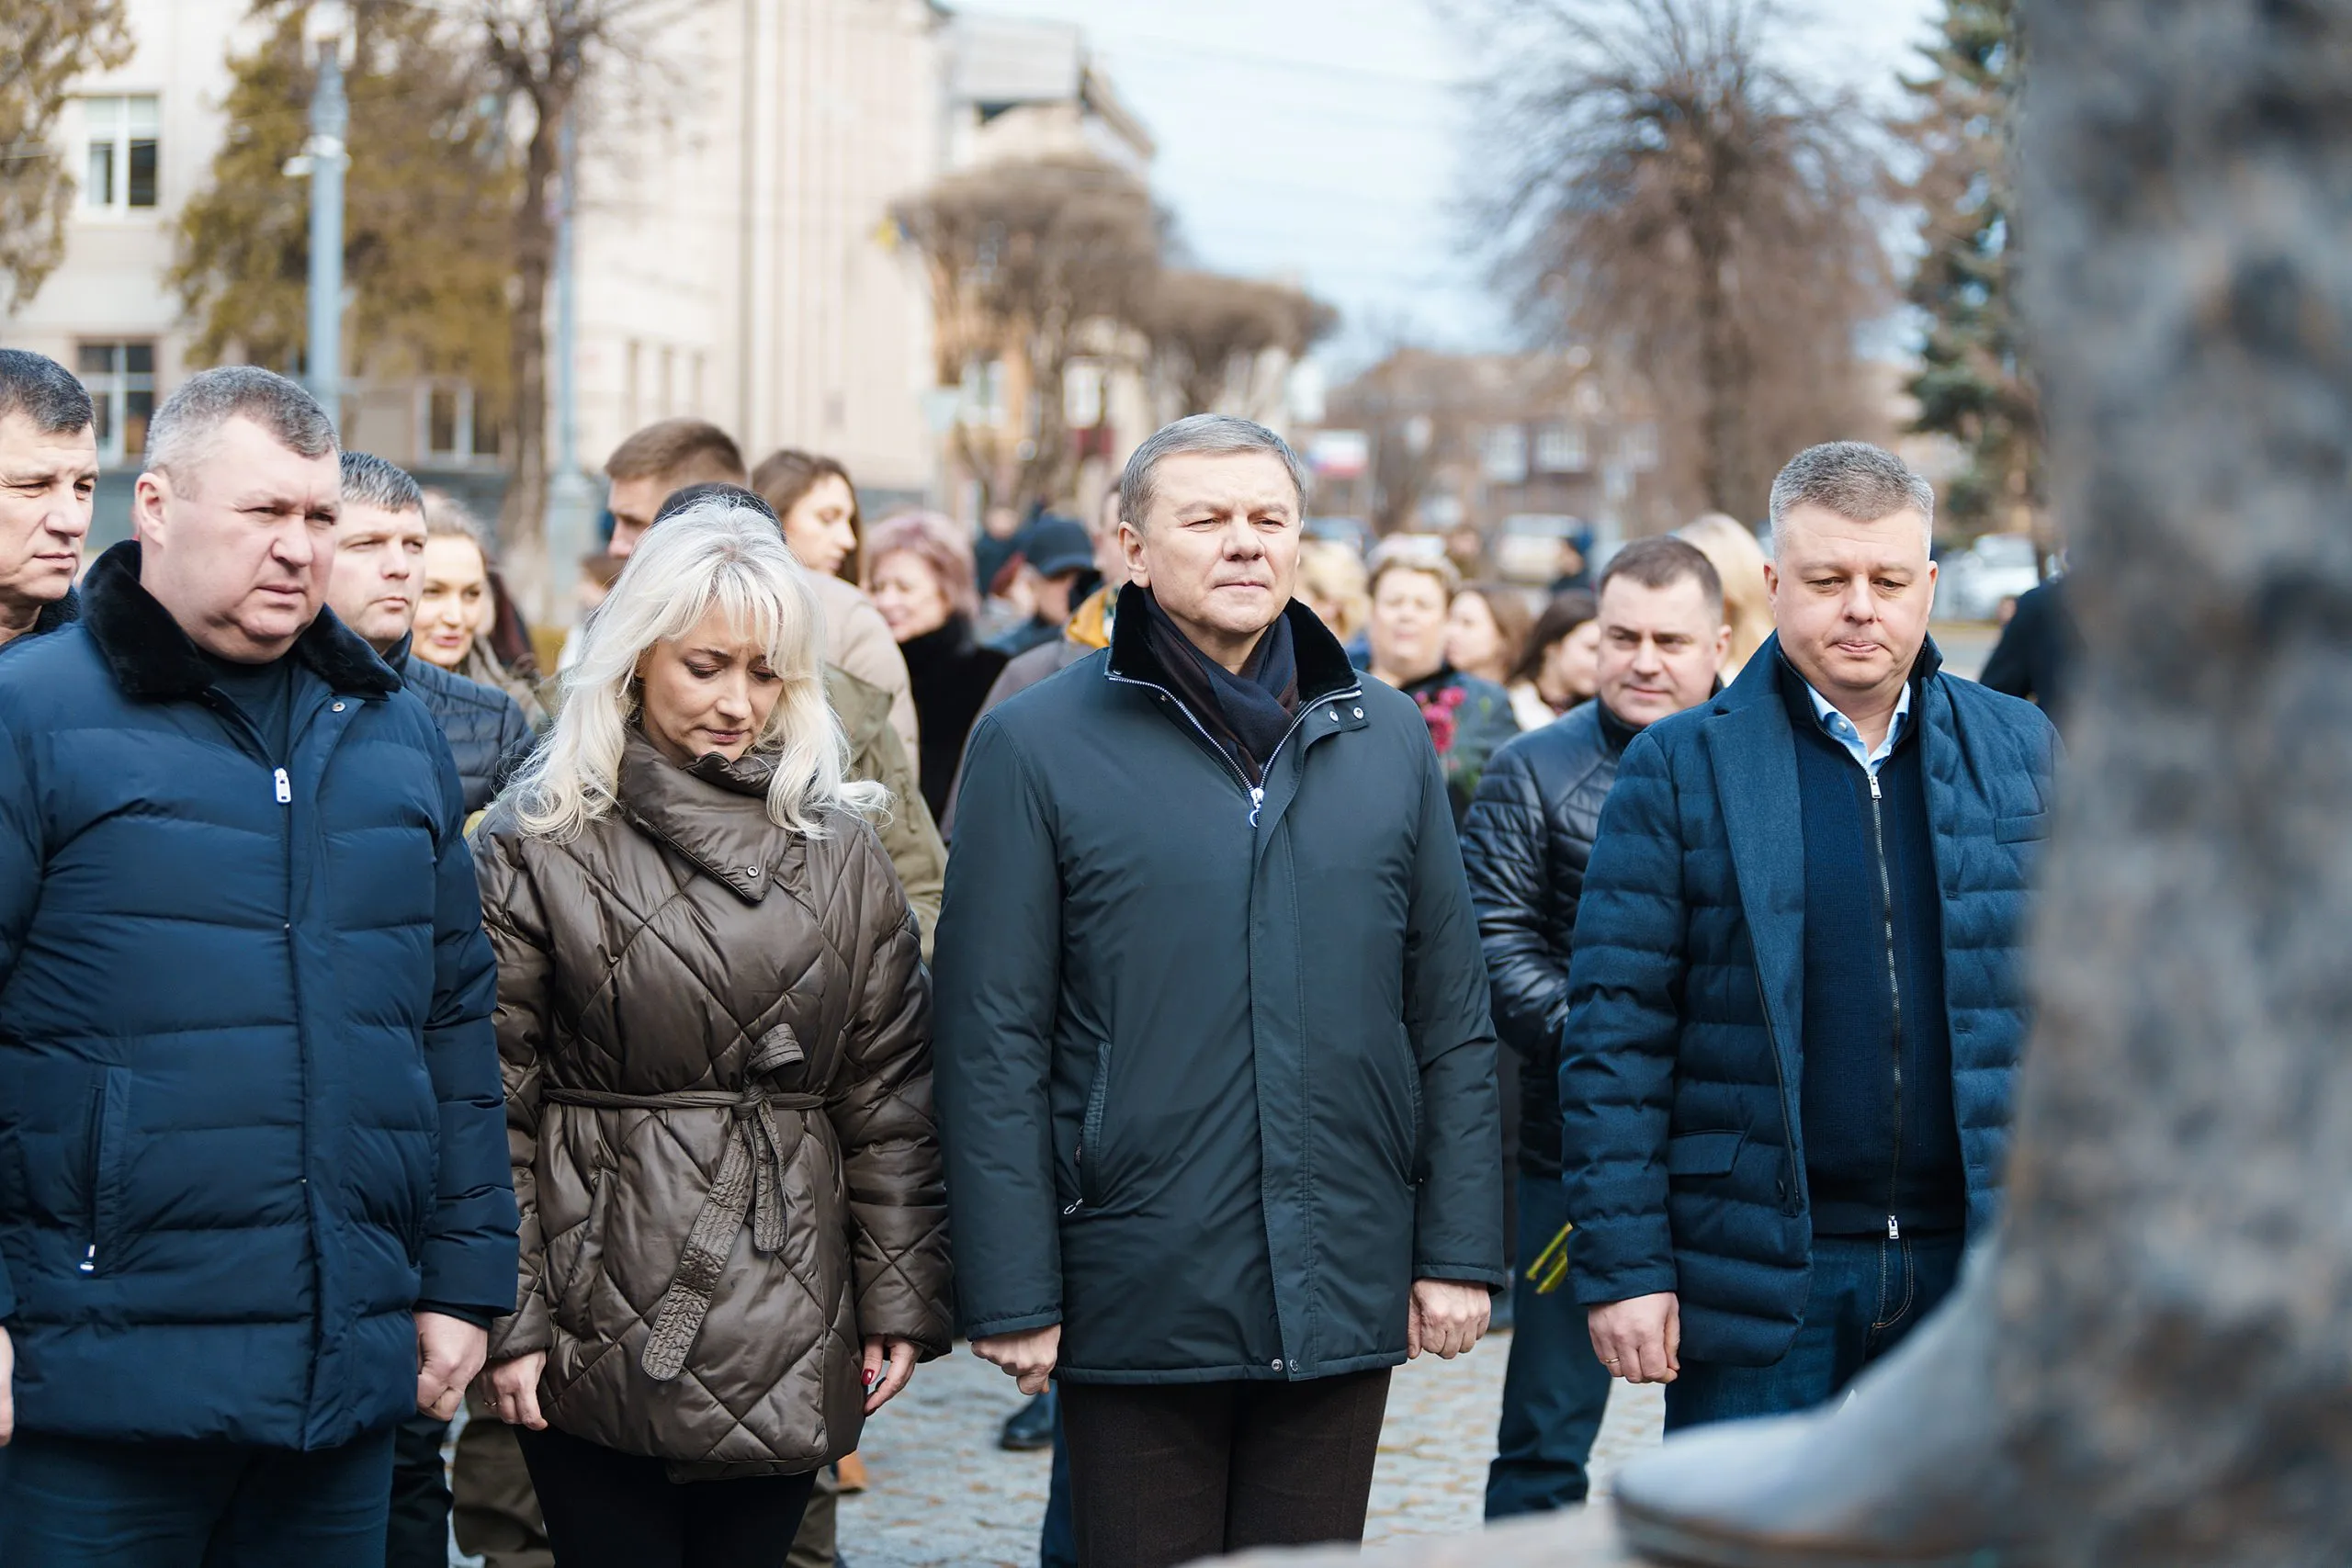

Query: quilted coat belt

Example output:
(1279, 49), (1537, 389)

(542, 1084), (827, 1382)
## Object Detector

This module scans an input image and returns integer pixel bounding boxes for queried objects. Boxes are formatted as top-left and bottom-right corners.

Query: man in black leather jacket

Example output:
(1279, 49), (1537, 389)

(1462, 536), (1729, 1518)
(328, 453), (535, 818)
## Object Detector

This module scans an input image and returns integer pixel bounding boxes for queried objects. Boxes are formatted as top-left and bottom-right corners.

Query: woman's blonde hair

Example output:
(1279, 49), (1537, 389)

(506, 498), (887, 841)
(1294, 539), (1371, 640)
(1677, 513), (1774, 677)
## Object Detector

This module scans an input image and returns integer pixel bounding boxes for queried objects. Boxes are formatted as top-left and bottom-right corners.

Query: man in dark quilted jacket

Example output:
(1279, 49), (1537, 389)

(1564, 442), (2059, 1431)
(326, 450), (535, 818)
(0, 367), (516, 1563)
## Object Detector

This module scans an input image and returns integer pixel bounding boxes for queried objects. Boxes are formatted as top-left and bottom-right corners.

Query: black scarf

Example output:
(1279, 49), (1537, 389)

(1139, 591), (1301, 784)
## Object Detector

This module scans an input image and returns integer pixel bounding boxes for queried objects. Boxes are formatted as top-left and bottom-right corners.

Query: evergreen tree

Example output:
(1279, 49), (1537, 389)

(1900, 0), (2040, 544)
(0, 0), (133, 314)
(168, 2), (517, 411)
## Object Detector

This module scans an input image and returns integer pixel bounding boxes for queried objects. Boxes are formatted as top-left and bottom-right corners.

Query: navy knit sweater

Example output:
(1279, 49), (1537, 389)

(1778, 660), (1966, 1237)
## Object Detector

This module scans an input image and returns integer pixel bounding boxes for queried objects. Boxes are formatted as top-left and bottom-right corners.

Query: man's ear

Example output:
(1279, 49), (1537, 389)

(1119, 518), (1150, 589)
(131, 470), (169, 547)
(1714, 623), (1733, 662)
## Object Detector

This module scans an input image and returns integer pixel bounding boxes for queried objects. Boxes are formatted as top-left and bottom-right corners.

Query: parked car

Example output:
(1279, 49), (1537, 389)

(1938, 532), (2044, 622)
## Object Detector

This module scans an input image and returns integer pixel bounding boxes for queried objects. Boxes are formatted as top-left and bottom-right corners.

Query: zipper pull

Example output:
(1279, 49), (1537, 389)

(1887, 1214), (1901, 1240)
(1249, 785), (1264, 827)
(273, 768), (291, 805)
(1061, 1199), (1083, 1217)
(78, 1243), (96, 1275)
(1868, 771), (1882, 801)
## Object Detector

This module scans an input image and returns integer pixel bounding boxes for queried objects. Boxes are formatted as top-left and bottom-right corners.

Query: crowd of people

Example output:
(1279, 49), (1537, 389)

(0, 341), (2063, 1568)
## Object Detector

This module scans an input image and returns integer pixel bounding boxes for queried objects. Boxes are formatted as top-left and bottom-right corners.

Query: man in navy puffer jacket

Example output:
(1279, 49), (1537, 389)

(1564, 443), (2059, 1432)
(0, 367), (516, 1564)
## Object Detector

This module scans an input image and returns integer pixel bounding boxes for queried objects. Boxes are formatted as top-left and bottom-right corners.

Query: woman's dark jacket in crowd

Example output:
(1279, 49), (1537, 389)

(0, 542), (515, 1448)
(1394, 667), (1520, 825)
(473, 734), (951, 1472)
(394, 636), (535, 815)
(1458, 699), (1641, 1182)
(1557, 637), (2059, 1366)
(935, 586), (1505, 1386)
(897, 616), (1007, 825)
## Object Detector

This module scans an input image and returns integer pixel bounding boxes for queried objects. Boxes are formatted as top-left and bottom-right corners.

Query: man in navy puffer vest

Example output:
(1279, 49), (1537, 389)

(1563, 442), (2060, 1431)
(0, 367), (517, 1563)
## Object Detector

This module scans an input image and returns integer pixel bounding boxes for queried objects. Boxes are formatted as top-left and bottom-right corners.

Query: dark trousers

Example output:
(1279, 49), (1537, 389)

(1040, 1395), (1075, 1568)
(1485, 1173), (1614, 1518)
(386, 1412), (453, 1568)
(0, 1426), (395, 1568)
(514, 1424), (816, 1568)
(452, 1390), (551, 1568)
(1058, 1370), (1391, 1568)
(1665, 1230), (1966, 1432)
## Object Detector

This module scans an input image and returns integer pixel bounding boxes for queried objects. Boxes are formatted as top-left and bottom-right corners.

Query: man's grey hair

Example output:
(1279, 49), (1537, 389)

(1766, 441), (1936, 556)
(145, 366), (337, 491)
(0, 349), (96, 434)
(340, 450), (423, 516)
(1118, 414), (1309, 529)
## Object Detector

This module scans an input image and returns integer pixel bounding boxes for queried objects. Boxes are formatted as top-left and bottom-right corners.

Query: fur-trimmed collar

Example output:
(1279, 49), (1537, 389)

(79, 540), (401, 702)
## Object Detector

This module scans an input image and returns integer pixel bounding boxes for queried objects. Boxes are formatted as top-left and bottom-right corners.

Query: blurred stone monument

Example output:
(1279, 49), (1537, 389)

(1233, 0), (2352, 1562)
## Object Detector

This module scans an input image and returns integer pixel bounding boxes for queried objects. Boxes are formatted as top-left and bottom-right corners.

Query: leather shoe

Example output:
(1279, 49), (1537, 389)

(1613, 1252), (2025, 1567)
(998, 1388), (1057, 1452)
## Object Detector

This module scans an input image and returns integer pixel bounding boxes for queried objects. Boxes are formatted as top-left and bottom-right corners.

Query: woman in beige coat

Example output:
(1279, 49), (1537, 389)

(474, 498), (951, 1568)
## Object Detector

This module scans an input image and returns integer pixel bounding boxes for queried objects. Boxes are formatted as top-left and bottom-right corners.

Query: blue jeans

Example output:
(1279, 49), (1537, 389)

(1484, 1173), (1614, 1518)
(0, 1426), (396, 1567)
(1665, 1230), (1965, 1432)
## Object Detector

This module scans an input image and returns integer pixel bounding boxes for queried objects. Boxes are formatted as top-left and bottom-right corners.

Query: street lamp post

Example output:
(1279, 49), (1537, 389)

(542, 109), (598, 626)
(300, 2), (351, 417)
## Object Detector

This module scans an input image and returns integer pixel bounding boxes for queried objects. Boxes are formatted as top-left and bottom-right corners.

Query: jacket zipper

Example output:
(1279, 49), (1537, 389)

(1867, 767), (1905, 1241)
(1753, 972), (1804, 1216)
(1105, 671), (1363, 826)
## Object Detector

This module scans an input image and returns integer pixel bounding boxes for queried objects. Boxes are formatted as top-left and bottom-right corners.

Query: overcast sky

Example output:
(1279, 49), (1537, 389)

(949, 0), (1944, 369)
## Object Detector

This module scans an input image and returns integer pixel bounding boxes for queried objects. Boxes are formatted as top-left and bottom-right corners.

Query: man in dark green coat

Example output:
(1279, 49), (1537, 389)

(935, 414), (1505, 1568)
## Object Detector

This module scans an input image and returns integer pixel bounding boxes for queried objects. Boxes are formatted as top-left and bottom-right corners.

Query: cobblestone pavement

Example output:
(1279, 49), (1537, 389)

(837, 1334), (1664, 1567)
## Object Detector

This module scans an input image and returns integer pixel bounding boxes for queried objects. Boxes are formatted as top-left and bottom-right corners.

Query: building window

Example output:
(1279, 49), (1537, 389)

(82, 96), (160, 213)
(77, 343), (155, 461)
(420, 384), (498, 464)
(1534, 422), (1589, 474)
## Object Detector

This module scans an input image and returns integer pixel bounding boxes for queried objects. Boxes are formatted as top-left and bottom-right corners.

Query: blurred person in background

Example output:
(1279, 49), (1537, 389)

(989, 513), (1099, 658)
(1678, 513), (1776, 679)
(750, 446), (919, 762)
(328, 455), (532, 821)
(1461, 539), (1728, 1521)
(865, 512), (1009, 822)
(473, 499), (951, 1568)
(605, 419), (744, 562)
(0, 349), (96, 653)
(1978, 575), (2079, 732)
(1365, 551), (1519, 822)
(1295, 537), (1373, 664)
(1446, 581), (1534, 694)
(1506, 591), (1601, 730)
(416, 491), (548, 730)
(1549, 530), (1593, 595)
(752, 449), (863, 584)
(973, 502), (1026, 606)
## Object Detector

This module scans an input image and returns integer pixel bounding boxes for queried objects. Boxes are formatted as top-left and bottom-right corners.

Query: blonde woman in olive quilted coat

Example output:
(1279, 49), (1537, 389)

(472, 497), (951, 1568)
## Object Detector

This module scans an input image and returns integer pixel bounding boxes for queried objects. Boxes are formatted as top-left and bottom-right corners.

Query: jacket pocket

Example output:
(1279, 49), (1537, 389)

(552, 1168), (610, 1323)
(1400, 1023), (1425, 1185)
(1995, 812), (2050, 843)
(80, 1067), (133, 1278)
(1076, 1041), (1113, 1210)
(1666, 1130), (1745, 1179)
